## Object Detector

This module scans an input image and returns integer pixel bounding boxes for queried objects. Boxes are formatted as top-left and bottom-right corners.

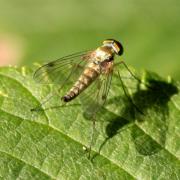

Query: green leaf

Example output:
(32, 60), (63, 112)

(0, 66), (179, 180)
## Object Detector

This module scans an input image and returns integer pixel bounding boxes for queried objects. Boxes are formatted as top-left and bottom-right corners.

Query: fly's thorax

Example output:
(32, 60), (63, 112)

(100, 61), (114, 74)
(95, 46), (114, 63)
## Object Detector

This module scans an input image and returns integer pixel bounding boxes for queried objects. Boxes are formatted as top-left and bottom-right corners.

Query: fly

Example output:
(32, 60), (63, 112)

(32, 39), (142, 158)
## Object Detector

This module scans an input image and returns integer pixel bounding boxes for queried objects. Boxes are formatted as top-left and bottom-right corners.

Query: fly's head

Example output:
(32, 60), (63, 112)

(103, 39), (123, 56)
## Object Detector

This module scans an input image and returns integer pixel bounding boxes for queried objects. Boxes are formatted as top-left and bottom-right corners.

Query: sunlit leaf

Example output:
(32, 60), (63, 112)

(0, 66), (179, 180)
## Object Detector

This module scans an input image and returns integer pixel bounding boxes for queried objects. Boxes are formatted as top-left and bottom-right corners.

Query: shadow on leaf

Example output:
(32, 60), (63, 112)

(95, 78), (178, 159)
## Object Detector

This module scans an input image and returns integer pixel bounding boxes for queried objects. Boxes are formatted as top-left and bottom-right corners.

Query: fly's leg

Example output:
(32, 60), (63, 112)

(43, 100), (68, 111)
(88, 114), (96, 159)
(114, 61), (142, 83)
(117, 70), (144, 115)
(31, 91), (59, 112)
(79, 72), (112, 159)
(117, 61), (154, 90)
(87, 77), (104, 159)
(87, 84), (101, 159)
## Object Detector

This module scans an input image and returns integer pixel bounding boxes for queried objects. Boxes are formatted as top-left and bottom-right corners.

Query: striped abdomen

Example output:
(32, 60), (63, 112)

(62, 63), (100, 102)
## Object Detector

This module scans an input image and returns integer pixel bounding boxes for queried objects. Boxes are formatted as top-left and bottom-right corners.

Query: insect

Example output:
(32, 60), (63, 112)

(32, 39), (141, 158)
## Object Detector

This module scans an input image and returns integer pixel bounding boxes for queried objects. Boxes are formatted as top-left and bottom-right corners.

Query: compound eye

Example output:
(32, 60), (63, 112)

(114, 41), (123, 56)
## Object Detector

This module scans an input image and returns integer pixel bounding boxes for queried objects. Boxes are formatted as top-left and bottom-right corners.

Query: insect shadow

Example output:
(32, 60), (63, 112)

(92, 78), (178, 160)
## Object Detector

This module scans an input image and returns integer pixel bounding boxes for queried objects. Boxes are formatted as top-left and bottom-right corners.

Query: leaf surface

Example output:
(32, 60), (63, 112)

(0, 66), (179, 180)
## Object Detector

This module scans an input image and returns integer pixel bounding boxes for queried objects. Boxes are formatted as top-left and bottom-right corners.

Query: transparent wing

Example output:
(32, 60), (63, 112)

(31, 50), (94, 111)
(33, 50), (92, 84)
(79, 71), (113, 119)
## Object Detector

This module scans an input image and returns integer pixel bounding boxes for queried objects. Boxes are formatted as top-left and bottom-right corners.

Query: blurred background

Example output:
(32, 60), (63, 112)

(0, 0), (179, 79)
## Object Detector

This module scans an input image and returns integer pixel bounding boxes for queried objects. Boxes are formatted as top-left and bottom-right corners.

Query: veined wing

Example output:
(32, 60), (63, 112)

(33, 50), (92, 84)
(78, 61), (142, 120)
(32, 50), (94, 111)
(79, 70), (113, 119)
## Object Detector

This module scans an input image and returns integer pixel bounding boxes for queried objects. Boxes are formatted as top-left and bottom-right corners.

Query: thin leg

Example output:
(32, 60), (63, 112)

(117, 70), (144, 115)
(117, 61), (154, 90)
(115, 61), (141, 83)
(88, 115), (96, 159)
(31, 91), (59, 112)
